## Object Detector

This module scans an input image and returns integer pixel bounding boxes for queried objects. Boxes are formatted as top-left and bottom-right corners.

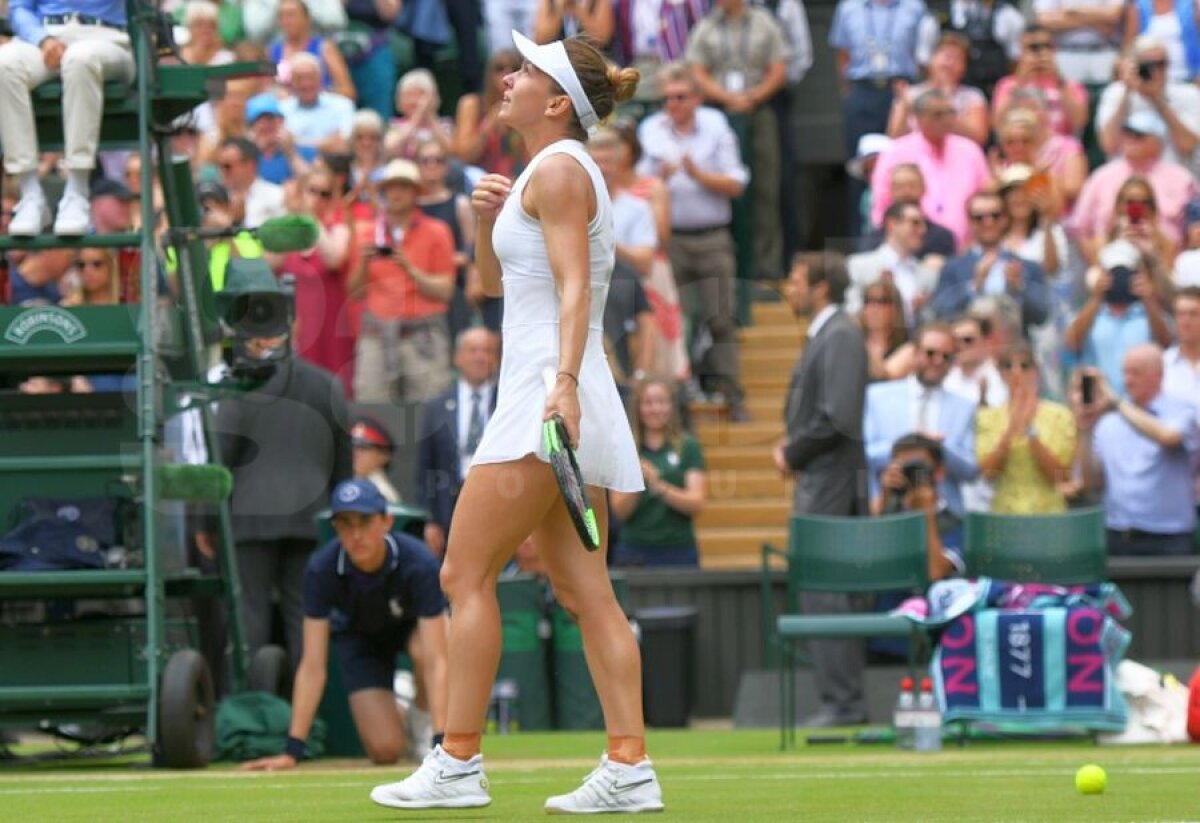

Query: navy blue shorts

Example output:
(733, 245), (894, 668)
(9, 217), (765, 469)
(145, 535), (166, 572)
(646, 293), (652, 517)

(333, 624), (416, 694)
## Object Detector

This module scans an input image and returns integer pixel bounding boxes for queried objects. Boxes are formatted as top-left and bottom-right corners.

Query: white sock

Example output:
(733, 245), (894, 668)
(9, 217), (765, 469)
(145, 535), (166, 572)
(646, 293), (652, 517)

(65, 169), (90, 199)
(17, 172), (42, 201)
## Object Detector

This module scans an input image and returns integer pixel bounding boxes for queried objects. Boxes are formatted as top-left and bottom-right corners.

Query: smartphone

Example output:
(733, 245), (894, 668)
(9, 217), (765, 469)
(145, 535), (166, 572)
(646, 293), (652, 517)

(374, 245), (394, 257)
(1126, 201), (1147, 224)
(1081, 373), (1096, 406)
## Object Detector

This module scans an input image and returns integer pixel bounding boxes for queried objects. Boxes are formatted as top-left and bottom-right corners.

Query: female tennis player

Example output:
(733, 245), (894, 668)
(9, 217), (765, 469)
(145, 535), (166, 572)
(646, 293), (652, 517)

(369, 32), (662, 815)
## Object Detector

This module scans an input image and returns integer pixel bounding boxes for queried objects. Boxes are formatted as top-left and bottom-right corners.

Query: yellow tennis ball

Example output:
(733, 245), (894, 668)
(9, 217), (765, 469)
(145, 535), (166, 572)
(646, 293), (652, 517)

(1075, 764), (1107, 795)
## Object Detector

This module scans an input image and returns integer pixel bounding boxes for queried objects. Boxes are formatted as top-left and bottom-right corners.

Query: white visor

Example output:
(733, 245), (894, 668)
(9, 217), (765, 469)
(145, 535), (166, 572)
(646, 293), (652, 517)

(512, 30), (600, 135)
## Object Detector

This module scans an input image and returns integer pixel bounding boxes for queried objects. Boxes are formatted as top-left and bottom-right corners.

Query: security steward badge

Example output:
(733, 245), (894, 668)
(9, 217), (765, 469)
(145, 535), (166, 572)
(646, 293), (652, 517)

(388, 597), (405, 620)
(666, 451), (680, 467)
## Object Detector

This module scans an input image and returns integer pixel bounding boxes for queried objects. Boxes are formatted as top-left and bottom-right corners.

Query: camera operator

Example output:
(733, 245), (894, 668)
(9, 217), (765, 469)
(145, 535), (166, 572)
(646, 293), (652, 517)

(871, 433), (963, 582)
(213, 258), (353, 667)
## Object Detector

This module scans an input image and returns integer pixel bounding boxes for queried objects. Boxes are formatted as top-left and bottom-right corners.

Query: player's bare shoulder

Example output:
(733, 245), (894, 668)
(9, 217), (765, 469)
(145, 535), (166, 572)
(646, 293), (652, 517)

(525, 153), (593, 221)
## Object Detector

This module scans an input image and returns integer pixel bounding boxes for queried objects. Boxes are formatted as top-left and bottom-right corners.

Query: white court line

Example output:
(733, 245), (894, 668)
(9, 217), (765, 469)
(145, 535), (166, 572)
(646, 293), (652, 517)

(2, 765), (1198, 796)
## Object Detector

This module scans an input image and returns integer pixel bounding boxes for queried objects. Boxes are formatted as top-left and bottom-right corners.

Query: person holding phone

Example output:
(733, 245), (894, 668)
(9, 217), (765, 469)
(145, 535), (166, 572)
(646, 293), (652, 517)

(1072, 109), (1197, 265)
(976, 342), (1076, 513)
(1072, 346), (1200, 556)
(349, 159), (456, 404)
(1065, 238), (1173, 394)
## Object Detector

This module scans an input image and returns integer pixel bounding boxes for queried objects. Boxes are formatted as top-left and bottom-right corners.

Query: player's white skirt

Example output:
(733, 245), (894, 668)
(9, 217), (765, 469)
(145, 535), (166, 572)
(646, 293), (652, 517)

(470, 323), (643, 493)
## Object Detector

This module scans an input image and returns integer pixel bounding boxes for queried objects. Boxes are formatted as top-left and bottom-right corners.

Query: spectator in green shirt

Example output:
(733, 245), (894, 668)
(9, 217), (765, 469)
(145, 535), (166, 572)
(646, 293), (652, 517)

(609, 378), (708, 567)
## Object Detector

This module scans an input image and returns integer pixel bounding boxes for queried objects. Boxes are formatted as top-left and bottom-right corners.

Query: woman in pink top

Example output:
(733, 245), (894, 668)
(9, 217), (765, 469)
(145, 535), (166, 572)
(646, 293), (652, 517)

(888, 33), (989, 146)
(992, 26), (1089, 138)
(993, 101), (1087, 207)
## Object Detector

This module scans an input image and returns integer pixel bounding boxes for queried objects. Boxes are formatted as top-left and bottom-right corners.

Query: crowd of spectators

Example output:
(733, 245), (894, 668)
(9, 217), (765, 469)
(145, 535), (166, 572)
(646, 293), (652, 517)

(3, 0), (1200, 582)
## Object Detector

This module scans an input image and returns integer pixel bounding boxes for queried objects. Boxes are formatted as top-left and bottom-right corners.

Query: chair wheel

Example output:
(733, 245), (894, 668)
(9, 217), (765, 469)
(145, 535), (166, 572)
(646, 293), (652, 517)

(158, 649), (214, 768)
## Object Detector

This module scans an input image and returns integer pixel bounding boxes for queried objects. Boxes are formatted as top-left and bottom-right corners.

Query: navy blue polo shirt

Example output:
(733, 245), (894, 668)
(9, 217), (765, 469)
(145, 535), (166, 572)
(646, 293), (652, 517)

(303, 531), (446, 638)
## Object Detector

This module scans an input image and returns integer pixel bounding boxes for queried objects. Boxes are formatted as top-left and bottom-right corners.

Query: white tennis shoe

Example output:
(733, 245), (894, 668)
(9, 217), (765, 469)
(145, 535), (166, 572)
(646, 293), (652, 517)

(544, 753), (664, 815)
(369, 745), (491, 809)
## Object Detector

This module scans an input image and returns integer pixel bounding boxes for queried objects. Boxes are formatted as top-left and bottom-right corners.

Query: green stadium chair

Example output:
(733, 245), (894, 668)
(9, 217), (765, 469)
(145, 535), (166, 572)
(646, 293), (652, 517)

(963, 507), (1107, 585)
(761, 512), (929, 748)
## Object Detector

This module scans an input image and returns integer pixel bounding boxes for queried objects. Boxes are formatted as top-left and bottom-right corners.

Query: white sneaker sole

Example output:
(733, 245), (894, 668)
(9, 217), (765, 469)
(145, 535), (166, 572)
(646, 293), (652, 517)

(370, 788), (491, 810)
(544, 801), (665, 815)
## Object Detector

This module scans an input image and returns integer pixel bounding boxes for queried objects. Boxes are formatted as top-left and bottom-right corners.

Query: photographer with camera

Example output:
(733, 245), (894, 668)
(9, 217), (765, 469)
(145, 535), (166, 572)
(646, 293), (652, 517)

(1065, 237), (1173, 394)
(872, 433), (963, 583)
(1097, 36), (1200, 172)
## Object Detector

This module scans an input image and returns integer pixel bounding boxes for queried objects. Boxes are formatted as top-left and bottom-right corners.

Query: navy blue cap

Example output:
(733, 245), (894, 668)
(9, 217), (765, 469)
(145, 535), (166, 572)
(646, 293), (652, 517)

(330, 478), (388, 515)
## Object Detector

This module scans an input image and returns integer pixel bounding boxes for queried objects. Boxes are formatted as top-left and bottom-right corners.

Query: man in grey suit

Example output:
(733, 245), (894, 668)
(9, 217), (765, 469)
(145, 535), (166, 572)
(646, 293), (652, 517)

(772, 251), (870, 726)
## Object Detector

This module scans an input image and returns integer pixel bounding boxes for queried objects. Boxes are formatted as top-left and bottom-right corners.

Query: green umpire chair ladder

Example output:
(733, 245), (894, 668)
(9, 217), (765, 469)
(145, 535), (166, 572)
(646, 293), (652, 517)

(761, 512), (930, 749)
(0, 2), (275, 766)
(963, 507), (1108, 585)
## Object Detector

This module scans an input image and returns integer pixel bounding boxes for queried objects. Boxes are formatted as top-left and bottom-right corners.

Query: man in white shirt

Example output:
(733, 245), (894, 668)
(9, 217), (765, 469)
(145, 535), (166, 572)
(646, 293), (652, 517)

(279, 52), (355, 154)
(1095, 35), (1200, 173)
(943, 313), (1009, 407)
(846, 200), (941, 326)
(217, 136), (285, 229)
(637, 62), (751, 419)
(1164, 286), (1200, 406)
(1033, 0), (1124, 86)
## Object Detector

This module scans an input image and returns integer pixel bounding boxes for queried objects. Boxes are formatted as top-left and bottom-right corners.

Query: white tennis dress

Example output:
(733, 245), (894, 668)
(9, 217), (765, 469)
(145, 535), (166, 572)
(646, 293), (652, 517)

(469, 139), (644, 493)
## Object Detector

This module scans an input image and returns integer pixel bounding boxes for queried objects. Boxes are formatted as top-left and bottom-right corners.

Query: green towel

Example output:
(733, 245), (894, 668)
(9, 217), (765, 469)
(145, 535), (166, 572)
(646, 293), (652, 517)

(214, 692), (326, 762)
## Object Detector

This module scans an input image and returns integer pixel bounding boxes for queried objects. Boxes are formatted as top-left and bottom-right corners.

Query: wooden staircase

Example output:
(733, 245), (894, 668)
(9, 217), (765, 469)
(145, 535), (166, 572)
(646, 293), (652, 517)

(691, 300), (807, 569)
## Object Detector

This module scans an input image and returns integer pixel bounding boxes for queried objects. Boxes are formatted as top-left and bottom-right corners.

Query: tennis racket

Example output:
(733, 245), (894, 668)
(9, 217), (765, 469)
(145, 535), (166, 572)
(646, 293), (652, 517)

(541, 368), (601, 551)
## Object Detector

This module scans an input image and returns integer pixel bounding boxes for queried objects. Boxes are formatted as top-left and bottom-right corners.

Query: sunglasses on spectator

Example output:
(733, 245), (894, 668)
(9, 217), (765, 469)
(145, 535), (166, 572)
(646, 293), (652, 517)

(970, 211), (1004, 223)
(77, 258), (108, 269)
(308, 187), (333, 198)
(864, 295), (892, 306)
(998, 358), (1035, 371)
(922, 349), (955, 363)
(665, 93), (693, 103)
(1027, 41), (1054, 53)
(955, 334), (976, 345)
(1139, 59), (1168, 71)
(926, 108), (956, 119)
(418, 156), (447, 166)
(219, 162), (237, 171)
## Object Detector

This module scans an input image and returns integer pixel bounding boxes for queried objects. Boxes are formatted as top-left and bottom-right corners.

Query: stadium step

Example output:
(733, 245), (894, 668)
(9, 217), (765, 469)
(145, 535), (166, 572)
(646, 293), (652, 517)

(751, 301), (796, 326)
(696, 420), (783, 448)
(703, 445), (777, 471)
(695, 499), (791, 529)
(707, 468), (791, 500)
(696, 525), (788, 568)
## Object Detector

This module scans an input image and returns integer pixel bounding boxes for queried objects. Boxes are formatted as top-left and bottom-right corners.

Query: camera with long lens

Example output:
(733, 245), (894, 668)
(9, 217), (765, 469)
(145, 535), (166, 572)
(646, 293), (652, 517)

(215, 258), (294, 380)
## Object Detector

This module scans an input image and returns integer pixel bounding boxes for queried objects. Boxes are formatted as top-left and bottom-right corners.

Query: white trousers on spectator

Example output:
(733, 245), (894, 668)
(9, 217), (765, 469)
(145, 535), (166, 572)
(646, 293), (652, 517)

(0, 23), (135, 174)
(483, 0), (538, 56)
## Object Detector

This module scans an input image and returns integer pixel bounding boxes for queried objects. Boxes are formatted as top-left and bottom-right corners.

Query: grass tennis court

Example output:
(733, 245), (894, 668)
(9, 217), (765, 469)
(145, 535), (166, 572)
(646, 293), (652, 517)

(3, 730), (1198, 822)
